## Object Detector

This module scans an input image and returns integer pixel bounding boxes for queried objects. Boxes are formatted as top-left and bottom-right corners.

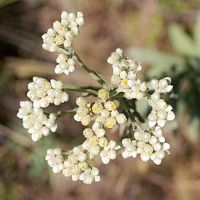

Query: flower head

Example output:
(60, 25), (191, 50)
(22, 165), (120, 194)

(27, 77), (68, 108)
(42, 11), (84, 52)
(17, 101), (57, 141)
(45, 148), (63, 173)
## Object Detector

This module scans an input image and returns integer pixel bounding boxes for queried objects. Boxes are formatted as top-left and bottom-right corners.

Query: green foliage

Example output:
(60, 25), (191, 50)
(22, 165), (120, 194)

(168, 57), (200, 119)
(128, 47), (184, 77)
(28, 137), (54, 179)
(194, 18), (200, 52)
(128, 21), (200, 137)
(0, 186), (21, 200)
(168, 24), (198, 57)
(159, 0), (190, 12)
(167, 57), (200, 138)
(128, 20), (200, 76)
(0, 0), (18, 8)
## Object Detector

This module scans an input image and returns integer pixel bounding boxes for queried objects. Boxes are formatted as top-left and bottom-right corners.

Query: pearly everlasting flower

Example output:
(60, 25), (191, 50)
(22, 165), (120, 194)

(74, 91), (127, 129)
(82, 128), (108, 159)
(62, 146), (101, 184)
(42, 11), (84, 52)
(45, 148), (63, 173)
(116, 113), (127, 124)
(27, 77), (68, 108)
(107, 48), (146, 100)
(55, 53), (76, 75)
(92, 96), (127, 130)
(121, 138), (137, 158)
(147, 77), (173, 94)
(62, 146), (88, 181)
(100, 140), (120, 164)
(74, 97), (92, 126)
(79, 167), (100, 184)
(17, 101), (57, 141)
(45, 145), (101, 184)
(82, 135), (101, 159)
(98, 89), (109, 100)
(122, 127), (170, 165)
(148, 97), (175, 128)
(18, 11), (176, 184)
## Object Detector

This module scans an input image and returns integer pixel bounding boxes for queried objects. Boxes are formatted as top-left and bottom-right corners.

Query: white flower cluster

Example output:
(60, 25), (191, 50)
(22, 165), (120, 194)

(45, 148), (63, 173)
(147, 78), (175, 128)
(107, 48), (147, 100)
(122, 126), (170, 165)
(107, 48), (175, 165)
(148, 96), (175, 128)
(45, 146), (100, 184)
(82, 128), (108, 159)
(63, 146), (100, 184)
(100, 140), (120, 164)
(147, 78), (173, 94)
(17, 77), (68, 141)
(42, 11), (84, 52)
(18, 11), (176, 184)
(55, 53), (76, 75)
(82, 128), (119, 164)
(74, 89), (127, 130)
(42, 11), (84, 76)
(27, 77), (68, 108)
(17, 101), (57, 141)
(45, 127), (120, 183)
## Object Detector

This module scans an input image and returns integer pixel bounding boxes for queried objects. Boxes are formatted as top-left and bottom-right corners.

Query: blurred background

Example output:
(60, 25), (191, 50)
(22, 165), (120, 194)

(0, 0), (200, 199)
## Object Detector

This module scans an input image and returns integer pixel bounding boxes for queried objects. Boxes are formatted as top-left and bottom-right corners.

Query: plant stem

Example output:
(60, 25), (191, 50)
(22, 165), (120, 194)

(57, 108), (77, 117)
(63, 86), (98, 96)
(125, 99), (145, 123)
(74, 52), (108, 88)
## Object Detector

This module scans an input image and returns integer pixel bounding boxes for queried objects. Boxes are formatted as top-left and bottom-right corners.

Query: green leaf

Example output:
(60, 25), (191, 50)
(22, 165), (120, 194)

(194, 18), (200, 53)
(168, 24), (197, 57)
(128, 47), (184, 77)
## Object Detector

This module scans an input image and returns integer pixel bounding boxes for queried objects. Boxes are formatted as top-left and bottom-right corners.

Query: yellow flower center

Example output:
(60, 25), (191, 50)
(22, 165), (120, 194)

(121, 79), (129, 88)
(98, 89), (109, 99)
(92, 103), (103, 114)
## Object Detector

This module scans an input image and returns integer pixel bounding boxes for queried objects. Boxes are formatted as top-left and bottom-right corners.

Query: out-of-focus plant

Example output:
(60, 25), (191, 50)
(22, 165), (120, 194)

(166, 57), (200, 140)
(17, 11), (176, 184)
(129, 19), (200, 76)
(0, 0), (18, 8)
(129, 19), (200, 140)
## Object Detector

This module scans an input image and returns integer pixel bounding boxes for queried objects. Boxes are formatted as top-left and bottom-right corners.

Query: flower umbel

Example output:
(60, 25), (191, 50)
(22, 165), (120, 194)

(17, 11), (176, 184)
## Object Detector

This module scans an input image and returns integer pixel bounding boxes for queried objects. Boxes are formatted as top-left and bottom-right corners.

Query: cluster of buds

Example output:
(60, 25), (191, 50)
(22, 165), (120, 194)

(42, 11), (83, 52)
(147, 79), (175, 128)
(17, 77), (68, 141)
(45, 147), (100, 184)
(42, 11), (84, 76)
(17, 101), (57, 141)
(122, 126), (170, 165)
(74, 88), (127, 131)
(82, 128), (120, 164)
(17, 11), (176, 184)
(108, 48), (147, 100)
(55, 53), (76, 75)
(27, 77), (68, 108)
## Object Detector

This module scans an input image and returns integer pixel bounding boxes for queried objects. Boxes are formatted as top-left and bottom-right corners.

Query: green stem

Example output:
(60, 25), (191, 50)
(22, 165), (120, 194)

(120, 98), (135, 121)
(74, 53), (108, 88)
(125, 99), (145, 123)
(57, 108), (77, 117)
(63, 86), (98, 96)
